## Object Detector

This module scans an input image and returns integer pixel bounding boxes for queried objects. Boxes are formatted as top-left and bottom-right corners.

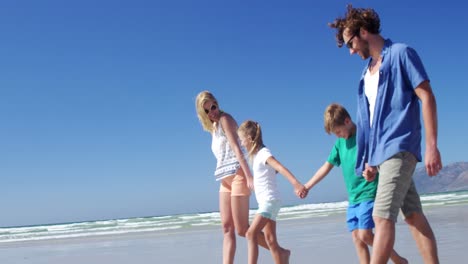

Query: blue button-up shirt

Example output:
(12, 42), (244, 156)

(355, 39), (429, 176)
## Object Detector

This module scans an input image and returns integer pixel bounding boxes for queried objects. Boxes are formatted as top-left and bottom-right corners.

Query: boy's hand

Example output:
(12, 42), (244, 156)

(363, 164), (377, 182)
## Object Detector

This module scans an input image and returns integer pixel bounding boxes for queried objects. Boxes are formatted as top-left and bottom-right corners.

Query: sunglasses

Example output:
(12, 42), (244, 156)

(204, 104), (217, 114)
(345, 33), (358, 49)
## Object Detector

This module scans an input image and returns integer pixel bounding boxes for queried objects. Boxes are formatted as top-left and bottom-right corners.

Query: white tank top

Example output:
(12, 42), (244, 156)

(211, 122), (241, 181)
(364, 69), (380, 127)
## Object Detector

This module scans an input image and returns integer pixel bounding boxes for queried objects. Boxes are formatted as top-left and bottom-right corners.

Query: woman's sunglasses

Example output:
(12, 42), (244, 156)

(204, 104), (217, 114)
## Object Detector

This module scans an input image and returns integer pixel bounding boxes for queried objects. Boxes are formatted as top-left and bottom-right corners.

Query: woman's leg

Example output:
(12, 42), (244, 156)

(220, 192), (236, 264)
(230, 173), (269, 250)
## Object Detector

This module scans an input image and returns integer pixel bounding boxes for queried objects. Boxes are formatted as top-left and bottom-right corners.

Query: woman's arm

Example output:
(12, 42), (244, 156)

(220, 113), (254, 189)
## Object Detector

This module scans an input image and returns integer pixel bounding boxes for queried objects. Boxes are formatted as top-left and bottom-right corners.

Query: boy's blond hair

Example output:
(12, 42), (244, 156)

(324, 103), (351, 134)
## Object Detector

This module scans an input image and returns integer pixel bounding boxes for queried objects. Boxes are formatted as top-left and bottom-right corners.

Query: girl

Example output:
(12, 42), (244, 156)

(238, 120), (306, 264)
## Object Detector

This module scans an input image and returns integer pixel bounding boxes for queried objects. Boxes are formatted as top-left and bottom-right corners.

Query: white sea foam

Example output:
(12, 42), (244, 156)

(1, 190), (466, 244)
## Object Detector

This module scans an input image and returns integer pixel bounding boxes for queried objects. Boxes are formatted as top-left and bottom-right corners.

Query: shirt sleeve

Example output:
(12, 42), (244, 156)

(401, 46), (430, 89)
(257, 148), (273, 165)
(327, 140), (341, 167)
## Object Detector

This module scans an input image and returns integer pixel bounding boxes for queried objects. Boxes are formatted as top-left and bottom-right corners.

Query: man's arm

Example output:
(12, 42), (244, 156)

(414, 80), (443, 176)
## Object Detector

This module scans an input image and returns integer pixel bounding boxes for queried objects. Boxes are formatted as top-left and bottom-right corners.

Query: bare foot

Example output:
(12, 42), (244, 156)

(280, 248), (290, 264)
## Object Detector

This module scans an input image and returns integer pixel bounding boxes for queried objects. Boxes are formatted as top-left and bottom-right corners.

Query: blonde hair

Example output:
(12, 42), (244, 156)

(324, 103), (351, 134)
(195, 91), (220, 132)
(238, 120), (264, 159)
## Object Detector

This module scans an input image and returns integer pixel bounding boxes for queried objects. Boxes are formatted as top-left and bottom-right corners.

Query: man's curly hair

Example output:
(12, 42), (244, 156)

(328, 4), (381, 48)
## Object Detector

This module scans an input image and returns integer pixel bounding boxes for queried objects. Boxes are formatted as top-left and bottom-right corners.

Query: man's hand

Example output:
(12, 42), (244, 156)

(425, 146), (443, 176)
(363, 164), (377, 182)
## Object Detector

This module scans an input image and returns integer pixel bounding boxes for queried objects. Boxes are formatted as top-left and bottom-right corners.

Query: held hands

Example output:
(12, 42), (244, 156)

(362, 164), (377, 182)
(294, 183), (308, 199)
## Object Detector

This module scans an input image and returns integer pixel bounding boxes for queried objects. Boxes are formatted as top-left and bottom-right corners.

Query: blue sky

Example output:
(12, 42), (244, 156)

(1, 0), (467, 227)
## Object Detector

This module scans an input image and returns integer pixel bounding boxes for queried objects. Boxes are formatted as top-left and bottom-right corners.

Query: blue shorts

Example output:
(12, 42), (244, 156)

(346, 200), (375, 232)
(257, 200), (281, 221)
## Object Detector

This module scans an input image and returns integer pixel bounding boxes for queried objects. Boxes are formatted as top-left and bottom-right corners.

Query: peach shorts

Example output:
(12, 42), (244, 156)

(219, 174), (251, 196)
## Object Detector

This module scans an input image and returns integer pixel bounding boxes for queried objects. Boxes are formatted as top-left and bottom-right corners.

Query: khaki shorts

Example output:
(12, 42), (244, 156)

(373, 152), (422, 222)
(219, 173), (251, 197)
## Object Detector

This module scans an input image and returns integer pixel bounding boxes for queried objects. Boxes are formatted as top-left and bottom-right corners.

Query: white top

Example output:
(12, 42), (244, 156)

(211, 122), (241, 180)
(364, 69), (380, 127)
(252, 147), (280, 203)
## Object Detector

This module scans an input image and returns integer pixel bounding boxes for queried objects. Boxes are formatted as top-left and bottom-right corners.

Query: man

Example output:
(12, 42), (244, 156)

(328, 5), (443, 264)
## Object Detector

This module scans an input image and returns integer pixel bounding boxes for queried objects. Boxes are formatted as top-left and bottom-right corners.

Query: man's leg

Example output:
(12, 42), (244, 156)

(371, 152), (416, 264)
(405, 212), (439, 263)
(371, 217), (396, 264)
(402, 180), (439, 264)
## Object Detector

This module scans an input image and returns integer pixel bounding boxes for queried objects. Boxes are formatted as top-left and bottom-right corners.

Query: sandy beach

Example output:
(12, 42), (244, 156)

(1, 204), (467, 264)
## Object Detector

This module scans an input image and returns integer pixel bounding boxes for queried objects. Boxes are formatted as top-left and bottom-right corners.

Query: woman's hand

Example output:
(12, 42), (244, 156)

(246, 175), (254, 190)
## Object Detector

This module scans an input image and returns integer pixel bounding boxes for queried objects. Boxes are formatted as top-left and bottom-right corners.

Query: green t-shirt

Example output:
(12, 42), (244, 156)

(327, 134), (377, 205)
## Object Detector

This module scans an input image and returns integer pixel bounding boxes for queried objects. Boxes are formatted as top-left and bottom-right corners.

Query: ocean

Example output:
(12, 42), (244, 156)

(2, 190), (468, 244)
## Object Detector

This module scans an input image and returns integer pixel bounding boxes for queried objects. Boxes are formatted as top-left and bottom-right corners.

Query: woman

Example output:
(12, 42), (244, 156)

(195, 91), (268, 264)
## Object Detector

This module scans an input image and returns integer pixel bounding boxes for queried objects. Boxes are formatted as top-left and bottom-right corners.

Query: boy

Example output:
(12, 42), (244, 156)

(302, 103), (407, 264)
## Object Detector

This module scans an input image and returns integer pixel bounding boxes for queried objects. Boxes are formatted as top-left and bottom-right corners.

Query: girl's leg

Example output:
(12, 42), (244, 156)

(246, 214), (269, 264)
(220, 192), (236, 264)
(231, 196), (269, 249)
(263, 220), (290, 264)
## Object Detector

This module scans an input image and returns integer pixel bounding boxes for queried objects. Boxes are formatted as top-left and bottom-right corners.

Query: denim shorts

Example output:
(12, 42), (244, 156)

(257, 200), (281, 221)
(347, 200), (375, 232)
(374, 152), (422, 222)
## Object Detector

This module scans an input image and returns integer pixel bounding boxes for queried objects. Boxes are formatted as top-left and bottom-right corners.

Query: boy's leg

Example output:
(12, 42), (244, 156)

(348, 202), (370, 264)
(371, 152), (417, 264)
(351, 229), (370, 264)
